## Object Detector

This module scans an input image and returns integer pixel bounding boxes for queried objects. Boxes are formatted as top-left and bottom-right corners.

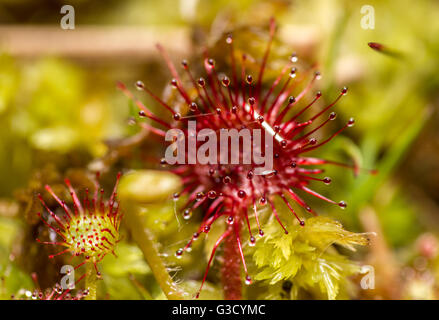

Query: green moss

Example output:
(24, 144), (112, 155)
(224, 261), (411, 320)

(251, 216), (370, 299)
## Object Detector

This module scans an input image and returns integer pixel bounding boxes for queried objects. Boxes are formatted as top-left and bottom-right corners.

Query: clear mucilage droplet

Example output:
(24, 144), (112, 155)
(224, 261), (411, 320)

(175, 249), (183, 259)
(183, 209), (192, 220)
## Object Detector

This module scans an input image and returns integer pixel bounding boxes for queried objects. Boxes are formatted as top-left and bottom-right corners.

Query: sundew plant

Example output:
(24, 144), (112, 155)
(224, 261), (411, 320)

(0, 0), (438, 301)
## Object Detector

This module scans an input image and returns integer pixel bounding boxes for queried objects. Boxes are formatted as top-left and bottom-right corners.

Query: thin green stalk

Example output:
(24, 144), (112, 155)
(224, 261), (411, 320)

(123, 202), (185, 300)
(85, 263), (97, 300)
(118, 170), (187, 300)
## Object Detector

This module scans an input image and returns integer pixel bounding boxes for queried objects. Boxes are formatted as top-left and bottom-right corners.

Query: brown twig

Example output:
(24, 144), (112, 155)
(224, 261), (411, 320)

(0, 25), (190, 60)
(359, 206), (401, 299)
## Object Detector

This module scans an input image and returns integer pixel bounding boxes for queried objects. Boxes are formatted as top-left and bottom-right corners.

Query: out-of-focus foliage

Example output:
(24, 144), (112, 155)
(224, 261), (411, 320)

(0, 55), (130, 196)
(0, 216), (33, 299)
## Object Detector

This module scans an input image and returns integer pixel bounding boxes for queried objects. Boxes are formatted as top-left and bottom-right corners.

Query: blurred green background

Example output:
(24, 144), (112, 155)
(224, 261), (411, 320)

(0, 0), (438, 299)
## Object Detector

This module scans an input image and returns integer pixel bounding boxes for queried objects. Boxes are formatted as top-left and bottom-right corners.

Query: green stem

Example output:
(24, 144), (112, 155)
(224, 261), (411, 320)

(85, 263), (97, 300)
(117, 170), (186, 300)
(124, 202), (186, 300)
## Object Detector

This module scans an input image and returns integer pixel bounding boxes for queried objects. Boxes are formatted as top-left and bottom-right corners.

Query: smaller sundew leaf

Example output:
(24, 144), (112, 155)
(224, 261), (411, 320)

(36, 173), (124, 275)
